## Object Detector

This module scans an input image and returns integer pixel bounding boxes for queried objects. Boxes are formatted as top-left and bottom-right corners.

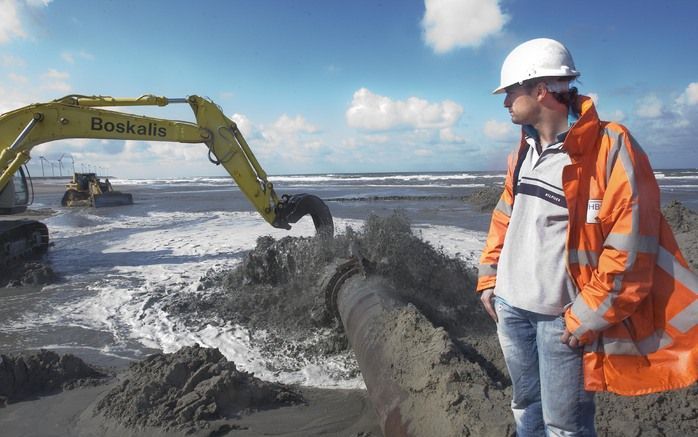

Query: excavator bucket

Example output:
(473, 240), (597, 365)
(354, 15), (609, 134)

(273, 194), (334, 236)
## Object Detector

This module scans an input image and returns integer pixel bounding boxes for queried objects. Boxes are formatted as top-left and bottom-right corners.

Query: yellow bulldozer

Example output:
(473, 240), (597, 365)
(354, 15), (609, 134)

(61, 172), (133, 208)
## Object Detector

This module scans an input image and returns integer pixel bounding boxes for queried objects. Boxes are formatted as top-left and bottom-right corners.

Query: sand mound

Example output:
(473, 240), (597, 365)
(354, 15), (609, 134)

(595, 385), (698, 436)
(94, 345), (303, 435)
(466, 185), (502, 212)
(663, 200), (698, 270)
(170, 212), (502, 381)
(367, 302), (513, 436)
(0, 350), (107, 406)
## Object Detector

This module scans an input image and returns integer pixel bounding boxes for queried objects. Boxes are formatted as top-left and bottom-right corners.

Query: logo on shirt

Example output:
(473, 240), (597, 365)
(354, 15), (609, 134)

(586, 199), (602, 223)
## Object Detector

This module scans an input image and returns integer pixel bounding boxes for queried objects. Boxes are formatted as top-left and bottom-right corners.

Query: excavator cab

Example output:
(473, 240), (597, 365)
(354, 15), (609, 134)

(0, 167), (29, 215)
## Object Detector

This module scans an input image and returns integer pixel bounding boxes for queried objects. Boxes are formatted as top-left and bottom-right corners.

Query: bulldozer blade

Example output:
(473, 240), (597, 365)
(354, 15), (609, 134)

(92, 192), (133, 208)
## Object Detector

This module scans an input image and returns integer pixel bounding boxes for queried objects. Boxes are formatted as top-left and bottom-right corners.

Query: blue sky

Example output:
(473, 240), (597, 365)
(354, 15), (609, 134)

(2, 0), (697, 178)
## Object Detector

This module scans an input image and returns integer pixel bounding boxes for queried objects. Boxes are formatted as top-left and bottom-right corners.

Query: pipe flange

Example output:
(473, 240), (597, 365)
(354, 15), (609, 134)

(320, 258), (361, 320)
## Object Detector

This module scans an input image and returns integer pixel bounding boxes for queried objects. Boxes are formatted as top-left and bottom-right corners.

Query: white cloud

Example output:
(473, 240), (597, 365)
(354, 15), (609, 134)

(414, 148), (433, 157)
(421, 0), (509, 53)
(147, 141), (203, 162)
(483, 119), (516, 141)
(607, 109), (625, 122)
(0, 0), (53, 44)
(439, 127), (464, 143)
(61, 52), (75, 64)
(272, 114), (318, 134)
(363, 134), (390, 144)
(8, 72), (28, 83)
(342, 138), (359, 150)
(0, 0), (26, 43)
(635, 94), (664, 119)
(187, 111), (323, 167)
(229, 113), (255, 137)
(0, 66), (73, 113)
(676, 82), (698, 106)
(61, 50), (94, 64)
(40, 68), (71, 93)
(25, 0), (53, 7)
(1, 53), (26, 67)
(346, 87), (463, 131)
(608, 85), (698, 168)
(42, 68), (68, 80)
(254, 114), (323, 164)
(583, 92), (627, 122)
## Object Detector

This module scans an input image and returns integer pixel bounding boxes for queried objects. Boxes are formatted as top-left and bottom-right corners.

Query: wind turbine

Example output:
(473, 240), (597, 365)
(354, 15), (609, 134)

(57, 154), (65, 176)
(39, 156), (47, 177)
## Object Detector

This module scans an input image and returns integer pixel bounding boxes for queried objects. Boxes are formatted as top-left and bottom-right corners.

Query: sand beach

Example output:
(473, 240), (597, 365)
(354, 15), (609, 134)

(1, 176), (696, 437)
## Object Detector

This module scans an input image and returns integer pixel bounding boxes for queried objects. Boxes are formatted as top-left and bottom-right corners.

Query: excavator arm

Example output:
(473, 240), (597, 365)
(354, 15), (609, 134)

(0, 94), (333, 234)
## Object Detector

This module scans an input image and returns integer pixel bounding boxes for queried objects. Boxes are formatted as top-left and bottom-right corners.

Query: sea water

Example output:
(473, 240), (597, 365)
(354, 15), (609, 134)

(0, 170), (695, 388)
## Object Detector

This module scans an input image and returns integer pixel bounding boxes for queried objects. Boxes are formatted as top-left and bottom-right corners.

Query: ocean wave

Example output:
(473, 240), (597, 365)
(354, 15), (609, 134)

(111, 172), (506, 187)
(269, 173), (505, 183)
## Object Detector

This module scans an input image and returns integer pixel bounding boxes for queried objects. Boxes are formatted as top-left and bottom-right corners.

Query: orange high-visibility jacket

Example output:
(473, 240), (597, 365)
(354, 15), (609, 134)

(477, 96), (697, 395)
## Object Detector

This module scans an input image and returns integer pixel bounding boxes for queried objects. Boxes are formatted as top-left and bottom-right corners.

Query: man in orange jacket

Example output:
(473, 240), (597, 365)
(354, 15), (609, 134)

(478, 38), (697, 437)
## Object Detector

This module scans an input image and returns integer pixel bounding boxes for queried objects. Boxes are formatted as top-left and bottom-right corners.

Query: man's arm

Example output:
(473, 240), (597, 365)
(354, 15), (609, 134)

(476, 149), (518, 292)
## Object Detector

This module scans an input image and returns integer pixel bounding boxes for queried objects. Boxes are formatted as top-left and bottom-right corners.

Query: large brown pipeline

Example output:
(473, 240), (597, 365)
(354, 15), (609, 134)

(320, 256), (512, 437)
(320, 258), (414, 437)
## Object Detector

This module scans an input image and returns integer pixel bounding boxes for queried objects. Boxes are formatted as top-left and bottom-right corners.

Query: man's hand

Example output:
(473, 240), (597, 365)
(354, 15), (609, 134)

(560, 328), (581, 348)
(480, 287), (498, 323)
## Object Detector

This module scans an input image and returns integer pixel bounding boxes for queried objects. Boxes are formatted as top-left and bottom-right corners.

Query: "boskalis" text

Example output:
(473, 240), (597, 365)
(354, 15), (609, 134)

(91, 117), (167, 137)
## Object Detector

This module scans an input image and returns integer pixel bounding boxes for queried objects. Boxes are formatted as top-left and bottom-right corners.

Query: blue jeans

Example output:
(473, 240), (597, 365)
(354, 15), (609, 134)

(494, 296), (596, 436)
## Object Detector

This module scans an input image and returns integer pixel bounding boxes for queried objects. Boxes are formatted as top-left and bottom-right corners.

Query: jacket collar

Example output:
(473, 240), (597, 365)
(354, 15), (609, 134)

(517, 95), (601, 159)
(563, 95), (601, 158)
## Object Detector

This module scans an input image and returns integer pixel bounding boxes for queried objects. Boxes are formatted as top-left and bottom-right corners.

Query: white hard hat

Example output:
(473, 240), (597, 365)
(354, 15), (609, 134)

(493, 38), (580, 94)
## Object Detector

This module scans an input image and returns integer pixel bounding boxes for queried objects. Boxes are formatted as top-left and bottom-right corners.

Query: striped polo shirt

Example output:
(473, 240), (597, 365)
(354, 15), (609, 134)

(494, 129), (578, 315)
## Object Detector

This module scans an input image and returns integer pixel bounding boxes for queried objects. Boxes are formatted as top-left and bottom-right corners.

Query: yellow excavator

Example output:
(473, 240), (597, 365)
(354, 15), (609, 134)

(0, 94), (333, 270)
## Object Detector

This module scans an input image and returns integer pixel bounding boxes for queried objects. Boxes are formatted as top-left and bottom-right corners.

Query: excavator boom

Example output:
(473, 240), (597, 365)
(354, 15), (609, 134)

(0, 94), (333, 271)
(0, 94), (333, 232)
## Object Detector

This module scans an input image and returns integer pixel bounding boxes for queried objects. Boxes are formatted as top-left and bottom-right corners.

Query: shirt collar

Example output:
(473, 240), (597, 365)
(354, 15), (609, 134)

(524, 127), (569, 150)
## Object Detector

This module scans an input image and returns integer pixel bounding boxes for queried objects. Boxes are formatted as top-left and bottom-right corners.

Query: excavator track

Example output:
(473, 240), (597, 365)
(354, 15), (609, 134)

(0, 220), (50, 270)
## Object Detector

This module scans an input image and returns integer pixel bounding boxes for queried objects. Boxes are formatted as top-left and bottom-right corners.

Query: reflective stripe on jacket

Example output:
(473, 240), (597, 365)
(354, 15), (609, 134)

(477, 95), (698, 395)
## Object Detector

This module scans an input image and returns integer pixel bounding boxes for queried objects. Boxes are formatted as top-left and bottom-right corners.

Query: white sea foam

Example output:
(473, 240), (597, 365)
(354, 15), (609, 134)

(20, 206), (486, 388)
(39, 210), (370, 387)
(113, 172), (506, 187)
(413, 224), (487, 266)
(268, 173), (504, 183)
(654, 171), (698, 180)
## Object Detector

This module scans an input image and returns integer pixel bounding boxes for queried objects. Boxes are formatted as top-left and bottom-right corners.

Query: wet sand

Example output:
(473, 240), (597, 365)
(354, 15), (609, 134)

(1, 182), (696, 436)
(1, 380), (381, 437)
